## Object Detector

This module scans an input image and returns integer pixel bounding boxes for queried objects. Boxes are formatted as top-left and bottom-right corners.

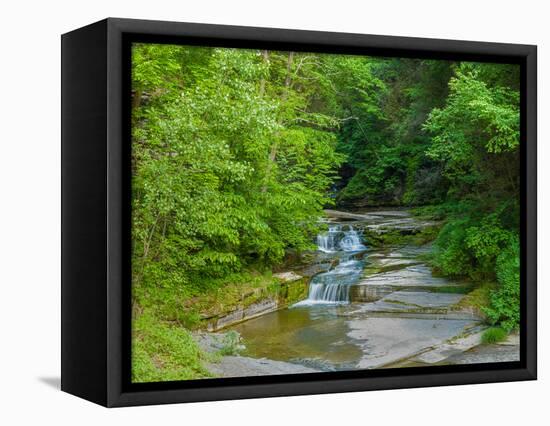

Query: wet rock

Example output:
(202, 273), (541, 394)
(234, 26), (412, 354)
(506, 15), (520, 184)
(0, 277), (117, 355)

(349, 284), (393, 302)
(378, 291), (464, 309)
(197, 331), (321, 377)
(298, 261), (335, 278)
(498, 332), (520, 346)
(207, 298), (279, 331)
(242, 298), (278, 319)
(376, 257), (421, 268)
(210, 309), (245, 331)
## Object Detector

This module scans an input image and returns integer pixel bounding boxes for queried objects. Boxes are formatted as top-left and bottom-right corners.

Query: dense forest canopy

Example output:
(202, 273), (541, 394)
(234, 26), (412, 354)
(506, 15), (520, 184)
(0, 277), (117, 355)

(131, 43), (520, 380)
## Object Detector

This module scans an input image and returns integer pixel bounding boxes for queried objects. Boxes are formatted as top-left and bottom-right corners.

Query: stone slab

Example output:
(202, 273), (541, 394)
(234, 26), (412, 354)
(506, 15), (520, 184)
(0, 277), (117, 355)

(346, 316), (478, 369)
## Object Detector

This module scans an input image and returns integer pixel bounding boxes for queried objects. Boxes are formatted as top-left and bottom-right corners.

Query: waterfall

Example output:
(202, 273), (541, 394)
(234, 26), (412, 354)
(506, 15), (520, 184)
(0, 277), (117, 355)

(316, 225), (340, 253)
(295, 223), (367, 306)
(316, 224), (366, 253)
(338, 225), (366, 252)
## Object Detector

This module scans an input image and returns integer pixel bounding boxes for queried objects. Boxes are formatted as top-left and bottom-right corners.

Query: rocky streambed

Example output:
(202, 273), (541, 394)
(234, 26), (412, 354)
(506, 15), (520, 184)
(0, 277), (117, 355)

(207, 209), (519, 377)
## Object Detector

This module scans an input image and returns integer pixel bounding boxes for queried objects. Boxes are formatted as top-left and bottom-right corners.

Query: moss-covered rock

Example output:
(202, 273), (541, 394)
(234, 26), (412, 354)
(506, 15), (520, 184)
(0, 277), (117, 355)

(202, 274), (309, 331)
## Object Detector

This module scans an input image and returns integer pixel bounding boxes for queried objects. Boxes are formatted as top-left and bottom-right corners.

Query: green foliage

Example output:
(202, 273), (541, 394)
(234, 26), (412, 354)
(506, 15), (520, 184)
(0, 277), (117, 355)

(424, 63), (520, 198)
(336, 59), (453, 205)
(425, 64), (520, 160)
(433, 209), (516, 280)
(429, 204), (519, 330)
(134, 269), (280, 326)
(481, 327), (508, 344)
(132, 311), (213, 382)
(132, 44), (345, 296)
(483, 237), (520, 331)
(336, 61), (519, 209)
(465, 214), (514, 273)
(131, 45), (351, 382)
(432, 217), (472, 277)
(419, 62), (520, 330)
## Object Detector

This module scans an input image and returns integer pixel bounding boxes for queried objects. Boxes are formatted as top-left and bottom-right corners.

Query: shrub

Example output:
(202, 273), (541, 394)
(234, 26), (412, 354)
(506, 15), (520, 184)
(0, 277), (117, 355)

(464, 214), (513, 276)
(481, 327), (508, 344)
(483, 237), (520, 331)
(433, 211), (514, 281)
(432, 207), (520, 331)
(218, 330), (244, 356)
(217, 331), (244, 356)
(432, 217), (472, 276)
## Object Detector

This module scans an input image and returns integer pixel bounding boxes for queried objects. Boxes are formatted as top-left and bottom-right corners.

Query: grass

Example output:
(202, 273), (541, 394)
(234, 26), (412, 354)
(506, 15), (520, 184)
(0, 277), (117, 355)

(450, 282), (495, 316)
(481, 327), (508, 344)
(132, 310), (215, 383)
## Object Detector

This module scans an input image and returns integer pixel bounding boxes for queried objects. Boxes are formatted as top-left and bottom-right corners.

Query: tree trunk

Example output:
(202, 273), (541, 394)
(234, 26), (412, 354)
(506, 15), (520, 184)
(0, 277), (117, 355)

(132, 88), (142, 110)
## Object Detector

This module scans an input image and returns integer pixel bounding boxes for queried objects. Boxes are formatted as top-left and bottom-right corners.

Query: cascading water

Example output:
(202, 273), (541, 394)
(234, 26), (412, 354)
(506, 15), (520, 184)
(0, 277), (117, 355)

(295, 223), (367, 305)
(316, 224), (365, 253)
(338, 225), (366, 252)
(316, 225), (340, 253)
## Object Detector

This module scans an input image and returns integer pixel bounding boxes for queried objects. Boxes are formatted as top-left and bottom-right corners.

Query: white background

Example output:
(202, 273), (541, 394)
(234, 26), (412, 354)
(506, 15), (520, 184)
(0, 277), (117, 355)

(0, 0), (546, 424)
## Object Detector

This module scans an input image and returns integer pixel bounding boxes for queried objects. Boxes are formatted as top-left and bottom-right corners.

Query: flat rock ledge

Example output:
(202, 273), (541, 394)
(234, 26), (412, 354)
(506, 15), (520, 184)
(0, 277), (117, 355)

(208, 356), (319, 378)
(380, 329), (520, 368)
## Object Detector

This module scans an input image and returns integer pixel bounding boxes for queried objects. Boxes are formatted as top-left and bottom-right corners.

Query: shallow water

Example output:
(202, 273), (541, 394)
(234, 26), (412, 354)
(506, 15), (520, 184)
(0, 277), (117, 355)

(230, 304), (363, 370)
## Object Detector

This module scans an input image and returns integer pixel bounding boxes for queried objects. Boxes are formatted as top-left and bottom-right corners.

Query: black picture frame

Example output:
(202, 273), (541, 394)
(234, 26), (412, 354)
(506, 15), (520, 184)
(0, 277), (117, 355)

(61, 17), (537, 407)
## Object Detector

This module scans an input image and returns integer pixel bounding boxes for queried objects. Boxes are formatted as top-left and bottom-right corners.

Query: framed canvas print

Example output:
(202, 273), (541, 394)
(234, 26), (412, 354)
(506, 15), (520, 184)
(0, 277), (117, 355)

(61, 18), (537, 407)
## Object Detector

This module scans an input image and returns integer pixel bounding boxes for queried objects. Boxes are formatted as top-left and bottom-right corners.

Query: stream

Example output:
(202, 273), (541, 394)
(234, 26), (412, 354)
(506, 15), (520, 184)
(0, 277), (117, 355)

(223, 209), (517, 373)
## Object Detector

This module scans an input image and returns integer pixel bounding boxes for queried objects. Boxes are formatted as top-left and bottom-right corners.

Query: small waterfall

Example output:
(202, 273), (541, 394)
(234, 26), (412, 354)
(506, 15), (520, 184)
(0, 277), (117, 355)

(295, 223), (367, 306)
(316, 224), (366, 253)
(317, 225), (340, 253)
(338, 225), (366, 252)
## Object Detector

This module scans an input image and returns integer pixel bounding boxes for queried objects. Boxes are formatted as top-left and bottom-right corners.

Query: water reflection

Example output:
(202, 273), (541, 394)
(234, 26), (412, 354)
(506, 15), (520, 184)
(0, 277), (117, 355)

(230, 304), (363, 371)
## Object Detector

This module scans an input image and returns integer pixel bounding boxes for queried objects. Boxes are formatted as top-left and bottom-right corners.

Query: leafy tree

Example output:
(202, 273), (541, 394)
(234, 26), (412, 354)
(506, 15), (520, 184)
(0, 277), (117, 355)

(132, 44), (345, 297)
(423, 62), (520, 329)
